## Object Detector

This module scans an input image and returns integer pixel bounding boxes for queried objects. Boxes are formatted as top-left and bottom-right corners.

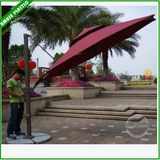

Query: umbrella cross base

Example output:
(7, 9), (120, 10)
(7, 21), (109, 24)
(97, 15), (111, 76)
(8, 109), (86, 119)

(6, 133), (51, 144)
(90, 81), (124, 91)
(46, 87), (100, 99)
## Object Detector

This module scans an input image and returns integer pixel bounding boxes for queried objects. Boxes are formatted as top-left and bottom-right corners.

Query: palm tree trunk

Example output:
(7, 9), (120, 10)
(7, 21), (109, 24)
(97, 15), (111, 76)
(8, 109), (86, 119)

(102, 49), (109, 76)
(2, 6), (11, 87)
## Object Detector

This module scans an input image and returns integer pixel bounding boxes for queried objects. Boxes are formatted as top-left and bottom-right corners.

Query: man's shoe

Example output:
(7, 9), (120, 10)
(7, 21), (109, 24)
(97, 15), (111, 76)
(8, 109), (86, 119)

(15, 132), (26, 136)
(7, 134), (16, 140)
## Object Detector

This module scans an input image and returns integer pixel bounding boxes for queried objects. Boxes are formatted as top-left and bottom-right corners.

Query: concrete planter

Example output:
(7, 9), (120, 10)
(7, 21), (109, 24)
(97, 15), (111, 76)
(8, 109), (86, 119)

(47, 87), (100, 99)
(90, 81), (124, 90)
(2, 95), (69, 122)
(120, 80), (128, 85)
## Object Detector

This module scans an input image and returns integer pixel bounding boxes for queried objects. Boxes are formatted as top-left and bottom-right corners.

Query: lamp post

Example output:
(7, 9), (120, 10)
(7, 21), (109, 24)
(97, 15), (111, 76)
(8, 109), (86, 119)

(24, 34), (32, 138)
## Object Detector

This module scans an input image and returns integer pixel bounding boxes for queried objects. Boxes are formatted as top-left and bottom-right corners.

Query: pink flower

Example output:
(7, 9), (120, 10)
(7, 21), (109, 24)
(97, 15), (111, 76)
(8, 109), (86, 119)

(56, 80), (94, 87)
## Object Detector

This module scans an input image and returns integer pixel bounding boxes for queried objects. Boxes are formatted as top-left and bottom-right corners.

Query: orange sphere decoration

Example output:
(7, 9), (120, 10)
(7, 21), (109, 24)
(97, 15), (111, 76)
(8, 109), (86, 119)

(29, 60), (36, 70)
(17, 59), (25, 69)
(85, 64), (92, 70)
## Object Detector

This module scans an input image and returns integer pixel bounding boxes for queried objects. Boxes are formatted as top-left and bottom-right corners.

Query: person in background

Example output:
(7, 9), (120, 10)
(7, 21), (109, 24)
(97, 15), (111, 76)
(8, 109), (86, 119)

(7, 68), (25, 140)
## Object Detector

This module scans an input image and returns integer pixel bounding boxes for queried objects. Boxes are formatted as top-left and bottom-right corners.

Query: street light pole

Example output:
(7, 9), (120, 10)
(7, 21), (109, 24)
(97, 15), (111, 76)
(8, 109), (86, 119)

(24, 34), (32, 138)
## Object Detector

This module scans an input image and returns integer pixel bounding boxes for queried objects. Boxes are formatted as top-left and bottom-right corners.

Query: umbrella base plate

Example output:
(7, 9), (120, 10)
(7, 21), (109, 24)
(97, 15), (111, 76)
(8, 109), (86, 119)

(6, 133), (51, 144)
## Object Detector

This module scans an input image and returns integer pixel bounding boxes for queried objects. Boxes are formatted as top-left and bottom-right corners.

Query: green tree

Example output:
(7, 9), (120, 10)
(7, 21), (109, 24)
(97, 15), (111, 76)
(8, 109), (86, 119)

(8, 45), (25, 69)
(102, 34), (140, 75)
(17, 6), (140, 78)
(52, 52), (64, 64)
(119, 73), (132, 81)
(8, 44), (31, 69)
(2, 6), (12, 86)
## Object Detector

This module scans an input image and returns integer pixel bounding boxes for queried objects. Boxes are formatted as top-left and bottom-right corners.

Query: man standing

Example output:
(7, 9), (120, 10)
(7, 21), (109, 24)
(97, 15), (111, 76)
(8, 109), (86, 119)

(7, 68), (25, 140)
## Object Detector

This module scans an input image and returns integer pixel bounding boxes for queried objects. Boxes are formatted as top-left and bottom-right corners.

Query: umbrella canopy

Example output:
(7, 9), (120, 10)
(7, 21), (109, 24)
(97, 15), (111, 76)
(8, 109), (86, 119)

(33, 14), (155, 88)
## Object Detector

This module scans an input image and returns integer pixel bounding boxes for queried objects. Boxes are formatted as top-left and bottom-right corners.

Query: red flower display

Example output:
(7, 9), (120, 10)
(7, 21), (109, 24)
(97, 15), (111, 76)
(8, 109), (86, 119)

(56, 80), (94, 87)
(85, 64), (92, 70)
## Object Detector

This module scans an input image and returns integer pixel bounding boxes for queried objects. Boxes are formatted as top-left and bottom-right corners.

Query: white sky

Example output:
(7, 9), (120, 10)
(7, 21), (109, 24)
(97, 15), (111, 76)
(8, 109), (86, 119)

(9, 4), (158, 76)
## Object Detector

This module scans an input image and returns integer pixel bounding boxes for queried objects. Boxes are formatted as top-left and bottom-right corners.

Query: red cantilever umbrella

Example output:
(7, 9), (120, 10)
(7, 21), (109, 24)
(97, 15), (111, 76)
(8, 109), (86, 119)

(33, 14), (155, 89)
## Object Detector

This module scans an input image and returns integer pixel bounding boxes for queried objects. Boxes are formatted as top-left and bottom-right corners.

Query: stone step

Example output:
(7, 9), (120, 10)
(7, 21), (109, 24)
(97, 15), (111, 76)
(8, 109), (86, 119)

(48, 104), (157, 112)
(44, 108), (157, 116)
(36, 112), (143, 121)
(43, 108), (136, 116)
(142, 114), (157, 119)
(48, 95), (70, 101)
(48, 104), (129, 112)
(128, 105), (157, 111)
(135, 110), (157, 115)
(99, 93), (157, 99)
(100, 93), (156, 96)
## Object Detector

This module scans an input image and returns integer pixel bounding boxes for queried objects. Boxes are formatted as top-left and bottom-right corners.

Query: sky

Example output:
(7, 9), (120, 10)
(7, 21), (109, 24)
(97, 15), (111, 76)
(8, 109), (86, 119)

(9, 4), (158, 76)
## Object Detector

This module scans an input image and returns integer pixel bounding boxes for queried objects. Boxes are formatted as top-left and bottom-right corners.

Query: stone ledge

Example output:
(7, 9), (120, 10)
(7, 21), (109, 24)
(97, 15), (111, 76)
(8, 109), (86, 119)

(47, 87), (100, 99)
(2, 95), (69, 122)
(90, 81), (124, 90)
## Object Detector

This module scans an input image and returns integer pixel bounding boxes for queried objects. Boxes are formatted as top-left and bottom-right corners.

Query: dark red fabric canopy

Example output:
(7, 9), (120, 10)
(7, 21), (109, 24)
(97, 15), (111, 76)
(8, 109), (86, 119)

(33, 14), (155, 88)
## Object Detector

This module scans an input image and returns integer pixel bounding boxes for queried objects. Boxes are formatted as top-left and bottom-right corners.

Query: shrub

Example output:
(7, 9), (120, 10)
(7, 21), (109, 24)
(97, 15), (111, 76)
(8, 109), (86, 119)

(94, 75), (119, 82)
(154, 78), (157, 84)
(2, 87), (41, 99)
(128, 81), (154, 85)
(2, 88), (8, 99)
(30, 89), (41, 97)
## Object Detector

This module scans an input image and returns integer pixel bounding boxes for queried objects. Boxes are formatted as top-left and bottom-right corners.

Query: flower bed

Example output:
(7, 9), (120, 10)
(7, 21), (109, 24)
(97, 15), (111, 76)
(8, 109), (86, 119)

(92, 75), (119, 82)
(47, 86), (100, 99)
(2, 88), (8, 99)
(56, 80), (94, 87)
(30, 89), (41, 97)
(89, 75), (123, 90)
(2, 87), (41, 99)
(51, 80), (99, 99)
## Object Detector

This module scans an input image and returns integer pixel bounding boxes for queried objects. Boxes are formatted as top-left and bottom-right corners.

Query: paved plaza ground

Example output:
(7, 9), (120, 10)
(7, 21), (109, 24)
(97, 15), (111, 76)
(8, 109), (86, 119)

(2, 97), (157, 144)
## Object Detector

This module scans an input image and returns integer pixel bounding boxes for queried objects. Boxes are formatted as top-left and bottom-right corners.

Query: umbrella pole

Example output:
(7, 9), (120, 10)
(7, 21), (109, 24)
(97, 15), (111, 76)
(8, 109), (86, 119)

(24, 34), (32, 139)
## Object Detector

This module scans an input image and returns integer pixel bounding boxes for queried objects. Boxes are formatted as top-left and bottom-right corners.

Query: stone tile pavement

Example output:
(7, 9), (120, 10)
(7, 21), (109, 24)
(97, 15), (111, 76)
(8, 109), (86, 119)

(3, 97), (157, 144)
(2, 115), (157, 144)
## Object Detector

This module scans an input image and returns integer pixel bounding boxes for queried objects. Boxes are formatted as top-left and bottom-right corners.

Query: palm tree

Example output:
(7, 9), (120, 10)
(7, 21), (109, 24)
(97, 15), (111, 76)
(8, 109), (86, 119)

(2, 6), (12, 86)
(16, 6), (140, 78)
(102, 33), (140, 75)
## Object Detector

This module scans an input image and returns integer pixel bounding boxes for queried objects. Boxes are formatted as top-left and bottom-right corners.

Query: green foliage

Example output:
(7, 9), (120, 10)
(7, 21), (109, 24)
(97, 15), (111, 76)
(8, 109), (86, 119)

(119, 73), (132, 81)
(86, 70), (94, 76)
(52, 52), (64, 64)
(96, 66), (115, 76)
(8, 44), (24, 69)
(80, 60), (95, 67)
(16, 6), (125, 49)
(96, 66), (103, 75)
(128, 81), (154, 85)
(107, 68), (116, 76)
(16, 6), (140, 76)
(8, 44), (31, 69)
(154, 78), (157, 84)
(2, 6), (12, 86)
